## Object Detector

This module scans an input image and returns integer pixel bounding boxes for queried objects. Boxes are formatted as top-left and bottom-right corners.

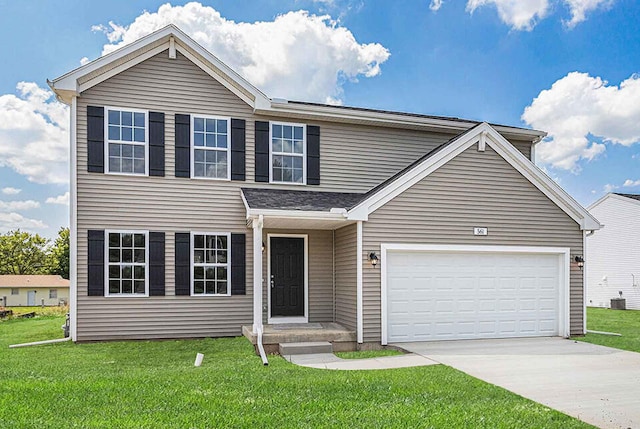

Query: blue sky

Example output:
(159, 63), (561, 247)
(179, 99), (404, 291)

(0, 0), (639, 239)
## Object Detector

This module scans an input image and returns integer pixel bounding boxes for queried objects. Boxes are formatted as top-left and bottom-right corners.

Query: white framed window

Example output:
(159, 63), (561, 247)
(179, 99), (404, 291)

(191, 232), (231, 296)
(11, 288), (19, 295)
(191, 115), (231, 180)
(105, 230), (149, 297)
(105, 107), (148, 175)
(270, 122), (306, 184)
(49, 289), (57, 299)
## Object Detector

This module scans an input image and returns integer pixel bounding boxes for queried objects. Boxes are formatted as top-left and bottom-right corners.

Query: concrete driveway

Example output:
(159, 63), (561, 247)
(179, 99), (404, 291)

(396, 337), (640, 429)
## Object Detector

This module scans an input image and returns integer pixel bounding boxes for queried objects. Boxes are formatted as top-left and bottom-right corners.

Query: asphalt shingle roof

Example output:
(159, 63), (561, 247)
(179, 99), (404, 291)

(614, 193), (640, 201)
(242, 188), (365, 211)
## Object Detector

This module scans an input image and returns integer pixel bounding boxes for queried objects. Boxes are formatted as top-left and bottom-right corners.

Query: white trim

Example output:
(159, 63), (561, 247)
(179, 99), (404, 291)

(582, 229), (587, 335)
(379, 243), (571, 345)
(104, 106), (149, 176)
(189, 231), (232, 297)
(104, 230), (150, 297)
(189, 114), (231, 181)
(348, 122), (601, 231)
(78, 45), (168, 94)
(252, 216), (263, 333)
(70, 96), (78, 341)
(268, 121), (307, 185)
(50, 25), (271, 109)
(168, 36), (176, 59)
(356, 221), (363, 343)
(267, 234), (309, 324)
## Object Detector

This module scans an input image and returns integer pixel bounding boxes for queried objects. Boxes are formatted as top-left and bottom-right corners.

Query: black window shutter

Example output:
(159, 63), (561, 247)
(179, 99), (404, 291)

(87, 106), (104, 173)
(307, 125), (320, 185)
(231, 119), (246, 181)
(149, 232), (165, 296)
(254, 121), (270, 182)
(231, 233), (246, 295)
(87, 230), (105, 296)
(175, 114), (191, 178)
(175, 232), (191, 296)
(149, 112), (165, 177)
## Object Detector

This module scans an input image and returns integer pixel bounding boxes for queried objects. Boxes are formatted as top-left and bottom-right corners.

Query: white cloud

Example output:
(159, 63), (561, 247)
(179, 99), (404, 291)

(45, 192), (70, 205)
(430, 0), (444, 11)
(563, 0), (613, 28)
(522, 72), (640, 171)
(79, 56), (90, 65)
(0, 199), (40, 212)
(623, 179), (640, 188)
(0, 82), (69, 184)
(93, 2), (390, 103)
(466, 0), (551, 30)
(0, 212), (47, 233)
(1, 187), (21, 195)
(603, 183), (618, 193)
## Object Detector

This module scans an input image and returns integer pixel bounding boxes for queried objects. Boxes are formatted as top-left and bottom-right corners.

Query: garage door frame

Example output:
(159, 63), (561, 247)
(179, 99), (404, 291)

(380, 244), (571, 345)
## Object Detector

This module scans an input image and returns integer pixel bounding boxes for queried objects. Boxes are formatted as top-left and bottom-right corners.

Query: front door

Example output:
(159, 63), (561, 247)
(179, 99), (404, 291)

(27, 291), (36, 306)
(270, 237), (305, 318)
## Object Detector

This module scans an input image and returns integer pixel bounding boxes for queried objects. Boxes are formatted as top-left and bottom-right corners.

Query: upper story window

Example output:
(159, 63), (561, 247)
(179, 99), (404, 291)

(106, 230), (148, 296)
(191, 232), (230, 296)
(192, 116), (230, 180)
(270, 122), (306, 184)
(106, 108), (148, 175)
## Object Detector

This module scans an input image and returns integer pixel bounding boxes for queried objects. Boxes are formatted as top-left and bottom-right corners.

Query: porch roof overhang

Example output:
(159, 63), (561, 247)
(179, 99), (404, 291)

(241, 188), (366, 229)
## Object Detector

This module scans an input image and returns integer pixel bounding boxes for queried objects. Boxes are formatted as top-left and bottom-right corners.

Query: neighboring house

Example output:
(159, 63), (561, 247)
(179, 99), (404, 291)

(586, 193), (640, 309)
(0, 275), (70, 307)
(49, 25), (601, 345)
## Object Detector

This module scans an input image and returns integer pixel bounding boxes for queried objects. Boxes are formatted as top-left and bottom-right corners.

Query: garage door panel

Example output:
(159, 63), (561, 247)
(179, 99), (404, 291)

(386, 250), (560, 342)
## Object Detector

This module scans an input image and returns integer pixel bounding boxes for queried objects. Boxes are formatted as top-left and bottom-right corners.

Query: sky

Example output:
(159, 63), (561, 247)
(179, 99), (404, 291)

(0, 0), (639, 239)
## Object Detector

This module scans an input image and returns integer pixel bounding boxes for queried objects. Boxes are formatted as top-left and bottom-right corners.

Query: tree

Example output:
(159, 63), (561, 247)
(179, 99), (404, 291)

(48, 227), (70, 279)
(0, 230), (50, 275)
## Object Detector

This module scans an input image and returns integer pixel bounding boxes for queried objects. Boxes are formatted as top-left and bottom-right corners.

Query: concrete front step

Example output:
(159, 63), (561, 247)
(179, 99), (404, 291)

(279, 341), (333, 355)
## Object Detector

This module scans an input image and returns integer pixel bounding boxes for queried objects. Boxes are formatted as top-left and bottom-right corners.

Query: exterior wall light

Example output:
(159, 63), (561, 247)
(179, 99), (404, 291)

(574, 256), (584, 269)
(369, 252), (379, 268)
(262, 242), (266, 253)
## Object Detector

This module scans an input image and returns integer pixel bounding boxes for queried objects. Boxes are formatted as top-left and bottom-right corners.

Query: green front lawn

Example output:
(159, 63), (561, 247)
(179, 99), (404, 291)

(0, 318), (591, 428)
(335, 349), (404, 359)
(576, 307), (640, 353)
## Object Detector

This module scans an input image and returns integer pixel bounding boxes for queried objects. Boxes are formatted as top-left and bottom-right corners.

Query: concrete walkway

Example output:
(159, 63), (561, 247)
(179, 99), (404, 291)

(398, 337), (640, 429)
(283, 352), (438, 370)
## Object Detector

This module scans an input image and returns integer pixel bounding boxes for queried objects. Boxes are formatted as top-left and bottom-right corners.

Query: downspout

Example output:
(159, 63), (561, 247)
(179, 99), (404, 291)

(332, 229), (336, 322)
(256, 326), (269, 366)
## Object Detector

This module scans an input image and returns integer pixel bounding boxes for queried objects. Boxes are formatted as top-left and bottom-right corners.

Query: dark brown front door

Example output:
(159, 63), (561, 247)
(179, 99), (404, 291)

(270, 237), (305, 317)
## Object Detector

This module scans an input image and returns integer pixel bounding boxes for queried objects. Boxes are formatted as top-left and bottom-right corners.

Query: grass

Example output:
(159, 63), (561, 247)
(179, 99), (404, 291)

(335, 349), (404, 359)
(575, 307), (640, 353)
(0, 318), (592, 429)
(2, 306), (69, 318)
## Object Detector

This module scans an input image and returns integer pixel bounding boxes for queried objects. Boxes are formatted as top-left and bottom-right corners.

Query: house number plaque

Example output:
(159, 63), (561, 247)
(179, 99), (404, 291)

(473, 227), (488, 236)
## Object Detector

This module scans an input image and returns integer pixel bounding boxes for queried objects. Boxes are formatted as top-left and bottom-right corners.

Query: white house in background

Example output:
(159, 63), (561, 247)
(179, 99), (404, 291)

(587, 193), (640, 309)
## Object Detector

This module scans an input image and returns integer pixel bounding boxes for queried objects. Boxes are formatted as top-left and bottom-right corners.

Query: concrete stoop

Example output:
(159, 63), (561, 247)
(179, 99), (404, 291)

(279, 341), (333, 356)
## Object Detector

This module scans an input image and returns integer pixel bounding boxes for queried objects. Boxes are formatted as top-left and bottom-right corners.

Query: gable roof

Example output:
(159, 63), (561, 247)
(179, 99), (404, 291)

(49, 25), (544, 142)
(347, 122), (602, 231)
(588, 192), (640, 211)
(0, 275), (70, 288)
(49, 24), (271, 109)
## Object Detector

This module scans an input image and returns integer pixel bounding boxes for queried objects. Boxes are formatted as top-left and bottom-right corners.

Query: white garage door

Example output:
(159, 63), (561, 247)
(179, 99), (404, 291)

(386, 250), (561, 343)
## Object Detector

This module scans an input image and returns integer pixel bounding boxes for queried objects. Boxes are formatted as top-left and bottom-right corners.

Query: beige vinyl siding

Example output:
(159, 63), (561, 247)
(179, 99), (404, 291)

(334, 224), (357, 331)
(75, 49), (538, 340)
(261, 230), (334, 323)
(76, 51), (255, 341)
(362, 145), (584, 343)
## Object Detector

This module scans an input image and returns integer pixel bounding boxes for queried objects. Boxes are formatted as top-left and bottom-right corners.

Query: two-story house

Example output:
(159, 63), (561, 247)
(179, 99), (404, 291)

(50, 25), (600, 349)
